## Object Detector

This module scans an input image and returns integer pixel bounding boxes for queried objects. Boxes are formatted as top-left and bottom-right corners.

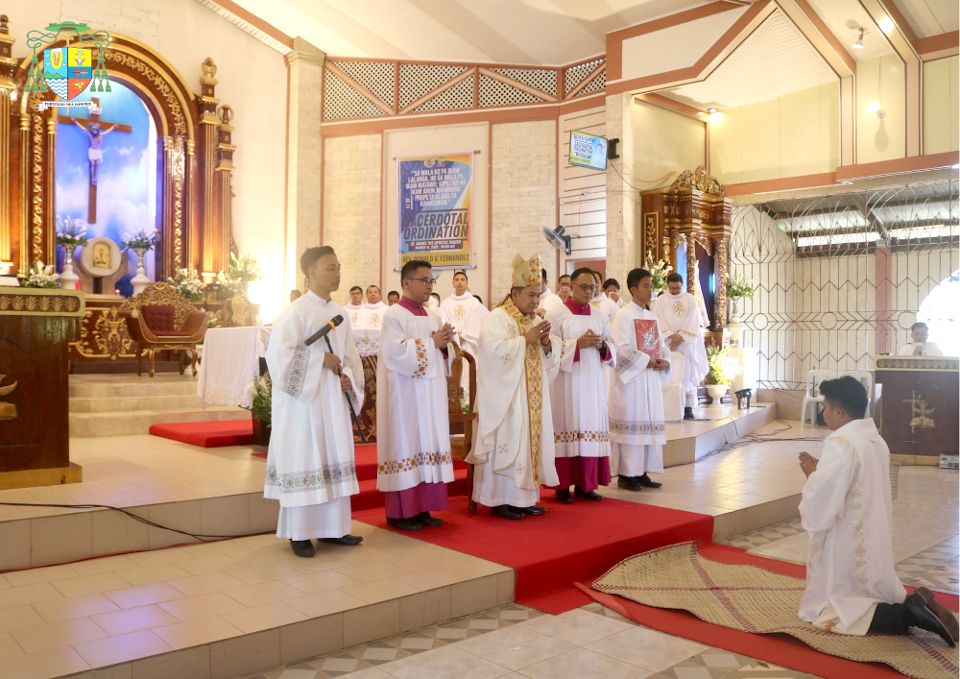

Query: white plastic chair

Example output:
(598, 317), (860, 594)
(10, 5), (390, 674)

(842, 369), (875, 418)
(800, 369), (838, 427)
(662, 352), (686, 422)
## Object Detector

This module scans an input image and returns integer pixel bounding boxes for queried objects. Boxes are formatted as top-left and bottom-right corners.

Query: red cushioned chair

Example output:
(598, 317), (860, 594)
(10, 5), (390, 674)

(122, 283), (208, 377)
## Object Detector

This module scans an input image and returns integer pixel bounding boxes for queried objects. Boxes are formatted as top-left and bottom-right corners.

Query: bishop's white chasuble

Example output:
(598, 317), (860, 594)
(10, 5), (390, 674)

(468, 302), (561, 507)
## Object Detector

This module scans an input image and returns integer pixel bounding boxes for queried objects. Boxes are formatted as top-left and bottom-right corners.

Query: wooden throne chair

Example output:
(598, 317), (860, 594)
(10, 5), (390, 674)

(448, 344), (479, 512)
(122, 283), (208, 377)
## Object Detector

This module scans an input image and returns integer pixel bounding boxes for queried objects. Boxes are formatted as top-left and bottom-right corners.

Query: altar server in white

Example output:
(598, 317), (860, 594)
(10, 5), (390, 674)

(469, 254), (561, 520)
(798, 376), (956, 645)
(344, 286), (364, 327)
(652, 272), (708, 420)
(439, 270), (489, 360)
(377, 259), (456, 531)
(589, 270), (619, 324)
(546, 267), (616, 503)
(539, 268), (565, 316)
(264, 246), (365, 558)
(609, 268), (670, 491)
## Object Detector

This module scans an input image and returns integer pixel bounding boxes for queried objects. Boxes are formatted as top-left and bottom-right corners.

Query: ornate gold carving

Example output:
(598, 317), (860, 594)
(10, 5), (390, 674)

(905, 390), (936, 432)
(643, 212), (659, 261)
(170, 136), (185, 268)
(716, 237), (728, 328)
(121, 282), (202, 329)
(102, 49), (186, 135)
(0, 374), (18, 421)
(71, 306), (135, 360)
(31, 111), (43, 263)
(0, 289), (84, 315)
(671, 165), (725, 196)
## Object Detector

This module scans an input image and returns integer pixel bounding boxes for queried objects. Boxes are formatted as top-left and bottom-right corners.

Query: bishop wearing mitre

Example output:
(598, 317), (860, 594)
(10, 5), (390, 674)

(652, 272), (709, 420)
(264, 246), (365, 558)
(545, 267), (616, 503)
(376, 260), (456, 532)
(609, 268), (670, 491)
(468, 254), (561, 520)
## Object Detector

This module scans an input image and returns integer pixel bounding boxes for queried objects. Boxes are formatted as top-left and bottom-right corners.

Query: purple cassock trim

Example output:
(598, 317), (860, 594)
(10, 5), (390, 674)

(398, 296), (427, 317)
(563, 298), (610, 362)
(384, 481), (449, 519)
(554, 456), (612, 493)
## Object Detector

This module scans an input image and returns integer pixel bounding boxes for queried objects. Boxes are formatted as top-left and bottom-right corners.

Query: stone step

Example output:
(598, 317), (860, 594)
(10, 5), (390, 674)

(69, 376), (199, 398)
(69, 393), (211, 413)
(69, 406), (247, 437)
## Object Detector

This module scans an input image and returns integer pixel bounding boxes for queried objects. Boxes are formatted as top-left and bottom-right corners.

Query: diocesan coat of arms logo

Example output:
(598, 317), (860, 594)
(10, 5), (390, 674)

(24, 22), (111, 110)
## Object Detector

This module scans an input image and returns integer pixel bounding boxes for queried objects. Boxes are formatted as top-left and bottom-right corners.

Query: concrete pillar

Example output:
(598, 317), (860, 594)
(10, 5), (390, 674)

(285, 37), (325, 293)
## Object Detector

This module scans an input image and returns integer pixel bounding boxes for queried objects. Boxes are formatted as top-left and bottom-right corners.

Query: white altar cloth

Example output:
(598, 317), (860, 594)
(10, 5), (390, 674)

(197, 326), (272, 407)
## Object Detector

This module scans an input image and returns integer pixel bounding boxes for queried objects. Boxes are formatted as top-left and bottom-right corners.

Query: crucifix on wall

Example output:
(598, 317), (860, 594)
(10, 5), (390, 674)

(57, 97), (132, 223)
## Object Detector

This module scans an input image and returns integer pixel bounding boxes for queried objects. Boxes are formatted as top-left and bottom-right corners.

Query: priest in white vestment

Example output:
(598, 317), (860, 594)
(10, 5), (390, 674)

(652, 272), (708, 420)
(377, 260), (456, 532)
(609, 268), (670, 491)
(539, 267), (565, 317)
(468, 254), (561, 520)
(439, 270), (489, 362)
(798, 376), (957, 645)
(589, 270), (619, 323)
(353, 285), (387, 441)
(344, 286), (364, 327)
(897, 321), (943, 356)
(546, 267), (616, 503)
(264, 246), (365, 558)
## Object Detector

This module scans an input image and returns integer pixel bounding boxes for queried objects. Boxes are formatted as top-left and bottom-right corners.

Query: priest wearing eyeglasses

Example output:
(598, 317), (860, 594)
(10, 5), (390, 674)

(376, 260), (457, 531)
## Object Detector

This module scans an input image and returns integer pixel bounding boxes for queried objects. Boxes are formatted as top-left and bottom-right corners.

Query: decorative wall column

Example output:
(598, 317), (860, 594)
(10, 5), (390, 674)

(0, 15), (16, 271)
(216, 104), (236, 267)
(197, 58), (222, 275)
(285, 37), (324, 291)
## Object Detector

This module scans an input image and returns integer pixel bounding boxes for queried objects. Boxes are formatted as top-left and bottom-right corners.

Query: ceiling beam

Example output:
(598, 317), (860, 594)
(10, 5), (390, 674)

(917, 31), (960, 59)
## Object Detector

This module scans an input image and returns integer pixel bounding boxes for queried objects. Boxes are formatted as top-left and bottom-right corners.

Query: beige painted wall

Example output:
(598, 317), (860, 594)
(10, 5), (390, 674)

(709, 82), (839, 185)
(4, 0), (288, 319)
(923, 56), (960, 154)
(559, 106), (607, 266)
(856, 56), (906, 164)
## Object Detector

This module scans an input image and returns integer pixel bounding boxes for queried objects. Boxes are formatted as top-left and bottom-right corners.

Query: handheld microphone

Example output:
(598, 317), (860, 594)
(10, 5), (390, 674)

(304, 314), (344, 347)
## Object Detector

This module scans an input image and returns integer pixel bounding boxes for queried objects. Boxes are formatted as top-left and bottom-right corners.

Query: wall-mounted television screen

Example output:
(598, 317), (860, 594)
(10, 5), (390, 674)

(569, 130), (608, 171)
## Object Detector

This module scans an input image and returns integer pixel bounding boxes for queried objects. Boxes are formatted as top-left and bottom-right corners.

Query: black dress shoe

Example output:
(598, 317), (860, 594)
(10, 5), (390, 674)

(639, 473), (662, 489)
(905, 591), (956, 646)
(492, 505), (524, 520)
(917, 587), (959, 642)
(387, 517), (423, 531)
(556, 488), (573, 504)
(416, 512), (445, 527)
(319, 534), (363, 546)
(517, 505), (546, 516)
(618, 476), (642, 491)
(289, 539), (315, 558)
(574, 487), (603, 501)
(683, 407), (695, 420)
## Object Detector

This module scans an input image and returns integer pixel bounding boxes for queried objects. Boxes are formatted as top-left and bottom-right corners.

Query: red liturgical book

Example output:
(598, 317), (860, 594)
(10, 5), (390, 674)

(634, 319), (661, 361)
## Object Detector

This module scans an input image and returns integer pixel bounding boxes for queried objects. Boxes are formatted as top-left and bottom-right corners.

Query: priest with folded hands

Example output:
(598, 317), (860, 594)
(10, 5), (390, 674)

(468, 254), (561, 520)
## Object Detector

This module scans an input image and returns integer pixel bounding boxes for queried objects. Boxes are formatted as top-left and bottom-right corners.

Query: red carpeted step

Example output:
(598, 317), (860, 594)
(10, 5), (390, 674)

(353, 495), (713, 614)
(149, 420), (253, 447)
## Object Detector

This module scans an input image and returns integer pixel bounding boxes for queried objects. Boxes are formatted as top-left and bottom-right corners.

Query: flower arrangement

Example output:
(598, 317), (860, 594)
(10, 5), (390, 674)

(727, 277), (755, 299)
(643, 253), (673, 292)
(55, 215), (89, 248)
(706, 345), (741, 385)
(166, 267), (204, 302)
(249, 373), (272, 427)
(18, 261), (59, 288)
(218, 253), (261, 299)
(120, 229), (160, 251)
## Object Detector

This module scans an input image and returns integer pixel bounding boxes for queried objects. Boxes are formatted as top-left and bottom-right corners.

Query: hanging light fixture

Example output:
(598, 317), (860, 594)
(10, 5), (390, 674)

(852, 27), (865, 49)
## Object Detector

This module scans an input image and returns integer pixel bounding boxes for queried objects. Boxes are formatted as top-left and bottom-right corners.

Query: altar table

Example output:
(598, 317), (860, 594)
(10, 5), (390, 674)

(197, 326), (271, 407)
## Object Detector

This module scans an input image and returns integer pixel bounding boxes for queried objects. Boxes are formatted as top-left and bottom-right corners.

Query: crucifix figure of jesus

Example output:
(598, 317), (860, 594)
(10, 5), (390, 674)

(57, 97), (132, 223)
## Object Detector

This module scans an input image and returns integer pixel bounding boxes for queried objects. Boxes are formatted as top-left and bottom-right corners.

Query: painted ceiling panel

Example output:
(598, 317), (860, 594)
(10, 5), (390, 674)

(805, 0), (897, 61)
(894, 0), (959, 37)
(662, 10), (837, 109)
(619, 5), (748, 81)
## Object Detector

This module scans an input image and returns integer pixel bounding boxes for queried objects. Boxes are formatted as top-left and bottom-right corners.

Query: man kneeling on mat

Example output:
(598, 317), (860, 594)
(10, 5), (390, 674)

(797, 376), (957, 645)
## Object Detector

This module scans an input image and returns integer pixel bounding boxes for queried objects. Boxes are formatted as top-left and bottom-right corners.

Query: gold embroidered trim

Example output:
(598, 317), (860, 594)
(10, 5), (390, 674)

(503, 298), (544, 484)
(555, 430), (610, 443)
(378, 450), (452, 475)
(413, 338), (428, 377)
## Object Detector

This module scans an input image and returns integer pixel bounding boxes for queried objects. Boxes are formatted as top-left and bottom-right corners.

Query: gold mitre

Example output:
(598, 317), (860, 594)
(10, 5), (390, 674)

(511, 253), (542, 289)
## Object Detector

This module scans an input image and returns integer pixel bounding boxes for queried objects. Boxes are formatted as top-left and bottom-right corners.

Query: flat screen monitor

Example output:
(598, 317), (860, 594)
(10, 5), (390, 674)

(569, 130), (608, 171)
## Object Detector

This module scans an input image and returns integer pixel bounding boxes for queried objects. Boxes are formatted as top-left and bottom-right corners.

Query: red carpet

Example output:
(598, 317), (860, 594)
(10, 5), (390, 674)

(578, 542), (960, 679)
(354, 495), (713, 614)
(149, 420), (253, 447)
